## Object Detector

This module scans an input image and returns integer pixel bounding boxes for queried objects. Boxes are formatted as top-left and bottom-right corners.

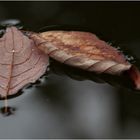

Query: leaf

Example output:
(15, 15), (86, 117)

(29, 31), (140, 90)
(30, 31), (131, 74)
(0, 27), (49, 98)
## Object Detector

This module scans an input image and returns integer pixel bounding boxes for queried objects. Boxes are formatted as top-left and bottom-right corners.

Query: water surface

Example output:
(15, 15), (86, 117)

(0, 2), (140, 138)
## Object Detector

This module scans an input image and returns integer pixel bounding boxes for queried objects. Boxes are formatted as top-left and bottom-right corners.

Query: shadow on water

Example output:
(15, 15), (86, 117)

(49, 59), (136, 92)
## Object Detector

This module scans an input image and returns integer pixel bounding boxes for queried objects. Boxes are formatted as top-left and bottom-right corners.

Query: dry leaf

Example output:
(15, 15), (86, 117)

(30, 31), (131, 74)
(29, 31), (140, 90)
(0, 27), (49, 98)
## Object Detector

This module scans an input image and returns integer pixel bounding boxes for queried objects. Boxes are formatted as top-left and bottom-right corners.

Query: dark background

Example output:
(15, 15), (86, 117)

(1, 1), (140, 41)
(0, 1), (140, 139)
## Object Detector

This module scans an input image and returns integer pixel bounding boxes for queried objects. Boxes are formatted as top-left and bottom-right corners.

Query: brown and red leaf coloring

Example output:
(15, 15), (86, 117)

(0, 26), (140, 100)
(31, 31), (131, 74)
(30, 31), (140, 90)
(0, 27), (49, 98)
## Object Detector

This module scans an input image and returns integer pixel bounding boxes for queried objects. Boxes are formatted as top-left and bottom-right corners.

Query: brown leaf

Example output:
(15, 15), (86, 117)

(29, 31), (140, 90)
(0, 27), (49, 98)
(30, 31), (131, 75)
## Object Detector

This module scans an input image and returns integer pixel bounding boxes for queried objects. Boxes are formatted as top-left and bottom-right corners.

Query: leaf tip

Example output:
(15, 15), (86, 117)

(127, 65), (140, 90)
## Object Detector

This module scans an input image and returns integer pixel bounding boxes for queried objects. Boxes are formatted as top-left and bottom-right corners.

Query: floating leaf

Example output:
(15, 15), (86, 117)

(31, 31), (131, 74)
(0, 27), (49, 98)
(29, 31), (140, 90)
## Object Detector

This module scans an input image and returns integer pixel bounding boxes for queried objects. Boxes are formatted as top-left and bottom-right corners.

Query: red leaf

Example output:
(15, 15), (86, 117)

(31, 31), (131, 74)
(30, 31), (140, 90)
(0, 27), (49, 98)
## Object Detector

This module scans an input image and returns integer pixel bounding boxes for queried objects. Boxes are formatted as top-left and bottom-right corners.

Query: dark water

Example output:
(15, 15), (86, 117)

(0, 1), (140, 138)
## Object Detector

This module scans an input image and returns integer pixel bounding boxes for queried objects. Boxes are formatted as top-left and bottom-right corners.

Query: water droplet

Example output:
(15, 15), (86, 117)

(107, 41), (113, 46)
(125, 55), (135, 62)
(115, 46), (121, 50)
